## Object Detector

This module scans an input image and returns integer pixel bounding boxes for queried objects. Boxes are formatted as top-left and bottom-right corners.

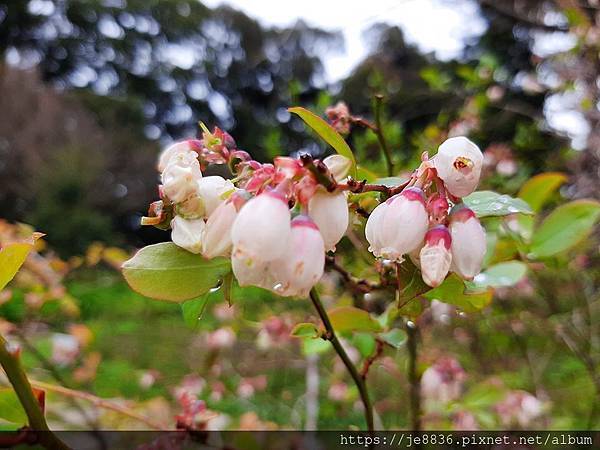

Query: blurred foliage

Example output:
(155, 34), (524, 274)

(0, 0), (599, 433)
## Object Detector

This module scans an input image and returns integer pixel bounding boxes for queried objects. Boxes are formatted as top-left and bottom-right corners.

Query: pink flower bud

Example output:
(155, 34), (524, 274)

(365, 188), (429, 261)
(308, 190), (349, 251)
(323, 154), (352, 182)
(434, 136), (483, 198)
(419, 225), (452, 287)
(270, 216), (325, 297)
(197, 176), (235, 218)
(449, 207), (486, 280)
(421, 357), (466, 405)
(51, 333), (80, 366)
(171, 216), (205, 254)
(496, 391), (543, 428)
(231, 191), (291, 261)
(426, 193), (449, 224)
(157, 140), (201, 172)
(202, 201), (238, 259)
(161, 150), (202, 203)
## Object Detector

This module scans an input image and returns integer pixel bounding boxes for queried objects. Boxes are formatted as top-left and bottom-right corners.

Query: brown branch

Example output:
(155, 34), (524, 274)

(326, 255), (383, 293)
(361, 339), (385, 380)
(29, 380), (169, 430)
(338, 177), (411, 197)
(406, 321), (421, 431)
(373, 95), (395, 176)
(309, 289), (374, 432)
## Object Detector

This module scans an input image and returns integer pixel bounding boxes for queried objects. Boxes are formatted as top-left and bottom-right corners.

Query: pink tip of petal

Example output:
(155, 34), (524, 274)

(450, 205), (476, 222)
(263, 190), (288, 204)
(291, 215), (319, 230)
(400, 187), (426, 205)
(425, 225), (452, 249)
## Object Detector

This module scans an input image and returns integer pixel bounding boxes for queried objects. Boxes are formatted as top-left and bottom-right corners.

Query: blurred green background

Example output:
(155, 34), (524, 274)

(0, 0), (599, 431)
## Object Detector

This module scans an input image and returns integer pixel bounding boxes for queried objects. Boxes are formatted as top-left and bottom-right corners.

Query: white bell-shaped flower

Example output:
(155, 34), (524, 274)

(449, 207), (486, 280)
(434, 136), (483, 198)
(197, 176), (235, 218)
(161, 151), (202, 203)
(231, 247), (273, 289)
(231, 191), (291, 261)
(419, 225), (452, 287)
(270, 216), (325, 297)
(365, 187), (429, 261)
(158, 140), (199, 172)
(171, 216), (205, 254)
(323, 154), (352, 182)
(202, 201), (238, 259)
(308, 190), (349, 252)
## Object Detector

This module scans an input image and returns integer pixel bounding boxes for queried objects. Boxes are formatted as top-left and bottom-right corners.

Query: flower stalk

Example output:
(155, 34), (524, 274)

(373, 95), (395, 177)
(406, 321), (421, 431)
(309, 288), (374, 432)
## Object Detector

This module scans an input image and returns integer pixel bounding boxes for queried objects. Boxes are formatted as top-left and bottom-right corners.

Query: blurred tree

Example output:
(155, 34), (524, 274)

(0, 0), (341, 254)
(0, 0), (341, 157)
(0, 66), (159, 255)
(340, 16), (571, 182)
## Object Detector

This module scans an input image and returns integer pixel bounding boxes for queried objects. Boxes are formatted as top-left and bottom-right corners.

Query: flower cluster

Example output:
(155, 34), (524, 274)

(145, 126), (349, 297)
(366, 136), (486, 287)
(144, 123), (486, 297)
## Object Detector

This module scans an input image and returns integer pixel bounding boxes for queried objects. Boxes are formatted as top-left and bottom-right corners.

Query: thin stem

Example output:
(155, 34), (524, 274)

(406, 321), (421, 431)
(309, 288), (374, 432)
(361, 339), (384, 380)
(15, 331), (101, 431)
(326, 255), (383, 293)
(373, 95), (394, 176)
(0, 334), (70, 450)
(28, 380), (168, 430)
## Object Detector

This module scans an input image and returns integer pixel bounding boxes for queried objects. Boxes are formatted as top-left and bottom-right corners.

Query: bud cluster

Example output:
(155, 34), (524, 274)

(143, 123), (486, 297)
(366, 136), (486, 287)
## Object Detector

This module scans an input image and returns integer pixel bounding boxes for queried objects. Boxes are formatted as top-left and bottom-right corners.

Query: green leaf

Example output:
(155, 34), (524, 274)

(355, 166), (378, 182)
(0, 388), (27, 425)
(379, 328), (407, 349)
(181, 290), (220, 330)
(353, 332), (376, 357)
(290, 323), (319, 339)
(518, 172), (567, 212)
(376, 303), (400, 329)
(0, 236), (40, 291)
(397, 258), (430, 303)
(473, 261), (527, 288)
(328, 306), (382, 333)
(374, 176), (409, 187)
(301, 337), (331, 355)
(424, 274), (492, 312)
(463, 191), (533, 217)
(530, 199), (600, 258)
(122, 243), (231, 302)
(288, 106), (356, 176)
